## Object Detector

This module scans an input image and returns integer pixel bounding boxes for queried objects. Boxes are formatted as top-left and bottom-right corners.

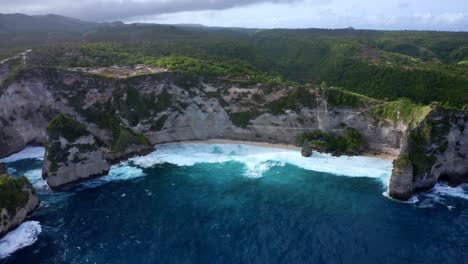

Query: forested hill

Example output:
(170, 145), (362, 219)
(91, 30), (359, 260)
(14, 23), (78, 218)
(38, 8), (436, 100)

(1, 13), (468, 106)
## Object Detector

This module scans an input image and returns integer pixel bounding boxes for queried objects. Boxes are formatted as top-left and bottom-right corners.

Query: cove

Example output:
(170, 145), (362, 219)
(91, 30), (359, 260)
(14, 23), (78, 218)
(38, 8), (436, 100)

(0, 144), (467, 263)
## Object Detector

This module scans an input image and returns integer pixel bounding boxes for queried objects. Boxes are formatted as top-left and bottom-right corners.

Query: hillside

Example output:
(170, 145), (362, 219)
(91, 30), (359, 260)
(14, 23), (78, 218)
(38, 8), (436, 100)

(0, 13), (467, 106)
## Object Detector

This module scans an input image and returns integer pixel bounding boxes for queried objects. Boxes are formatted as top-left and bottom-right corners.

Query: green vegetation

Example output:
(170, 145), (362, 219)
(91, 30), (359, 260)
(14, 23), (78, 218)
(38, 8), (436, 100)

(77, 104), (150, 153)
(0, 174), (34, 215)
(229, 111), (262, 128)
(111, 127), (149, 152)
(0, 61), (27, 93)
(370, 99), (434, 128)
(393, 154), (411, 172)
(407, 113), (452, 178)
(65, 82), (153, 152)
(46, 114), (93, 174)
(2, 13), (466, 106)
(327, 88), (381, 108)
(47, 113), (89, 141)
(269, 87), (316, 115)
(299, 128), (364, 155)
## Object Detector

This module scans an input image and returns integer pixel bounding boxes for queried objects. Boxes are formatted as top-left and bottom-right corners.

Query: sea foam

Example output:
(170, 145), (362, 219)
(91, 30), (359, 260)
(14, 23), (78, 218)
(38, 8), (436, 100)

(129, 143), (393, 180)
(0, 221), (42, 259)
(24, 169), (49, 191)
(0, 147), (45, 163)
(429, 183), (468, 200)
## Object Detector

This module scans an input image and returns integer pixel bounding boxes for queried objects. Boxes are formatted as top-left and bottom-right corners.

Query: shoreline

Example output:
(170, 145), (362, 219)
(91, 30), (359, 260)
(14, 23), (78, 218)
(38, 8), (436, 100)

(159, 139), (397, 161)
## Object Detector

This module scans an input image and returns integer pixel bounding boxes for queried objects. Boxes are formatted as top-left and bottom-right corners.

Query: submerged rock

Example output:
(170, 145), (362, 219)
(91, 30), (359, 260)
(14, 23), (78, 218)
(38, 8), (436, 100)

(0, 166), (39, 238)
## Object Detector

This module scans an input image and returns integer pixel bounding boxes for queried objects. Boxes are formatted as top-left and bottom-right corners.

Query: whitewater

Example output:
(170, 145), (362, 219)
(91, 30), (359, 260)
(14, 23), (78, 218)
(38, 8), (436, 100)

(1, 143), (468, 262)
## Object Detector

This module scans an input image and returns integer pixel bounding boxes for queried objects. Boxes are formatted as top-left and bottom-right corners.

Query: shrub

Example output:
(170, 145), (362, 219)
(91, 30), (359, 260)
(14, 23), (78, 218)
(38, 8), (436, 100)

(0, 174), (34, 215)
(47, 113), (89, 141)
(299, 127), (364, 154)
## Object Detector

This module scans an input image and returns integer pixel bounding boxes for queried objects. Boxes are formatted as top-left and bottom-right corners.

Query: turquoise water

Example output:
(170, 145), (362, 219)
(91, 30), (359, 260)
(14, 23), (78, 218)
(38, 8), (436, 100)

(0, 144), (467, 263)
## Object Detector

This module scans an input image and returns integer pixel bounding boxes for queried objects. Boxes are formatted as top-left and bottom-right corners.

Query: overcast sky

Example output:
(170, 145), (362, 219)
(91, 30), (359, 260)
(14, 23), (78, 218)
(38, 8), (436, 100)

(1, 0), (468, 31)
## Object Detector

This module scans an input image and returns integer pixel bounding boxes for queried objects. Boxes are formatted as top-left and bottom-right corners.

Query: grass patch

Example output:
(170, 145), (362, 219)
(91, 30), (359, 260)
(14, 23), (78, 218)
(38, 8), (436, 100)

(371, 99), (433, 128)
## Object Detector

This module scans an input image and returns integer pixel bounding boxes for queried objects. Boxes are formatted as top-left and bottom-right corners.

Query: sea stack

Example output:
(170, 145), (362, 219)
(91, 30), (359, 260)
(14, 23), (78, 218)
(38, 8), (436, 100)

(0, 163), (39, 238)
(42, 114), (110, 189)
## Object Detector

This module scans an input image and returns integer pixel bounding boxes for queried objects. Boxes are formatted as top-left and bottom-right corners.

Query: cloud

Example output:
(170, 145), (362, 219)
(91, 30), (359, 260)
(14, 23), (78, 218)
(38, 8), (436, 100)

(398, 2), (410, 9)
(0, 0), (303, 21)
(413, 12), (466, 25)
(1, 0), (467, 31)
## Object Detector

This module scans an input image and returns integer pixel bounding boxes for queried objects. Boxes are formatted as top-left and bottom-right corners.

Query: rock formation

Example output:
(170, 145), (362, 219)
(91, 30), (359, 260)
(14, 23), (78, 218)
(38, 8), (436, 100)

(389, 106), (468, 200)
(42, 114), (111, 189)
(301, 141), (312, 157)
(0, 66), (466, 199)
(0, 164), (39, 238)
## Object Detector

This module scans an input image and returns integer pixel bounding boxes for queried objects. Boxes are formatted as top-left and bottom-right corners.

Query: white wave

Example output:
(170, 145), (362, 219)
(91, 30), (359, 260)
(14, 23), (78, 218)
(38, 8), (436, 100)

(0, 221), (42, 259)
(107, 164), (146, 181)
(403, 183), (468, 209)
(24, 169), (49, 191)
(0, 147), (45, 163)
(382, 191), (419, 204)
(77, 164), (146, 189)
(130, 144), (393, 179)
(428, 183), (468, 200)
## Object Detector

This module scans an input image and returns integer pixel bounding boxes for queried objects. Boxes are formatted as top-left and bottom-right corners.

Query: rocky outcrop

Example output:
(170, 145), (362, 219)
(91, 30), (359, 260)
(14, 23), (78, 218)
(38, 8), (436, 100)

(389, 107), (468, 200)
(43, 135), (110, 188)
(42, 114), (110, 189)
(0, 167), (39, 238)
(301, 141), (312, 157)
(0, 68), (404, 159)
(1, 67), (466, 195)
(0, 163), (6, 174)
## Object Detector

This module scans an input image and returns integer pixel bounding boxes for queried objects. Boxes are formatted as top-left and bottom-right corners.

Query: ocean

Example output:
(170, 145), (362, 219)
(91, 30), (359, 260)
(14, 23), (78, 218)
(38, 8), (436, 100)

(0, 144), (467, 263)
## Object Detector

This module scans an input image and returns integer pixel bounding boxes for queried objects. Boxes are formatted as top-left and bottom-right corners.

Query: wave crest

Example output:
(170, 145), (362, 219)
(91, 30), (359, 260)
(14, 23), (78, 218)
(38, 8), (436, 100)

(129, 143), (393, 179)
(0, 221), (42, 259)
(0, 147), (45, 163)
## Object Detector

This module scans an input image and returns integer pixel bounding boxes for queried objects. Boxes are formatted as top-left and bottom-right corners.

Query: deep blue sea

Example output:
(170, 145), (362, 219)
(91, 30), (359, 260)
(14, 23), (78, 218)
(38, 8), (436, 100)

(0, 144), (467, 264)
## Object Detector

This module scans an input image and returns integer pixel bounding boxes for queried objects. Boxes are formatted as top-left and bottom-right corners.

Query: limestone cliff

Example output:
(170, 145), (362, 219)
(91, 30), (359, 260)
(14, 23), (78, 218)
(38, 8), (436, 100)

(389, 106), (468, 200)
(0, 65), (466, 198)
(0, 166), (39, 238)
(0, 68), (403, 158)
(42, 114), (111, 188)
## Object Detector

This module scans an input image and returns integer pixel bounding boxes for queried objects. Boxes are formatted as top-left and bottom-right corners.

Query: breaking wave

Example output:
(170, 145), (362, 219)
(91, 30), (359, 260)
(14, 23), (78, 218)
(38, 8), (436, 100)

(0, 221), (42, 259)
(129, 143), (393, 180)
(0, 147), (45, 163)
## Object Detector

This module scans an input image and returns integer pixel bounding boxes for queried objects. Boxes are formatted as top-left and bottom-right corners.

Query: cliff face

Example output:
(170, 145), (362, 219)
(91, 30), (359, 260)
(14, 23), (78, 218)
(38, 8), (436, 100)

(0, 68), (404, 157)
(42, 114), (111, 188)
(0, 167), (39, 238)
(0, 71), (51, 157)
(389, 107), (468, 200)
(0, 67), (466, 198)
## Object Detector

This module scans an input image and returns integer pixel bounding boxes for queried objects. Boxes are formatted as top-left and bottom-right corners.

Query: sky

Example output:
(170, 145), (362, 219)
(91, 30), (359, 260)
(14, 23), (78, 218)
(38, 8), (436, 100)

(1, 0), (468, 31)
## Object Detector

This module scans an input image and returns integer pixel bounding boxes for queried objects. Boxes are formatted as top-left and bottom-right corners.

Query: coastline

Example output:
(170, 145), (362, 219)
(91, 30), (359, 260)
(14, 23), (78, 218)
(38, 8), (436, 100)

(159, 139), (397, 161)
